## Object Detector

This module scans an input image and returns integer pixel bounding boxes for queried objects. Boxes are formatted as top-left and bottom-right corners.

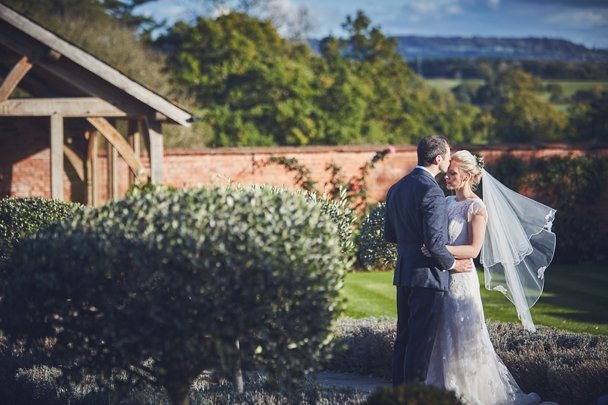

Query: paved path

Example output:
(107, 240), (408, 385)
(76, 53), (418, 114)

(315, 372), (391, 394)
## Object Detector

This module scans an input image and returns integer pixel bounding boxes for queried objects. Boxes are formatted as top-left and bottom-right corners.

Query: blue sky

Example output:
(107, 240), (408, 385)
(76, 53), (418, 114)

(136, 0), (608, 49)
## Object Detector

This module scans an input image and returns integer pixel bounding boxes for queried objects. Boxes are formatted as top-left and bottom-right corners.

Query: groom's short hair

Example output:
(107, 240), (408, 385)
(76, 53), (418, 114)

(417, 136), (450, 166)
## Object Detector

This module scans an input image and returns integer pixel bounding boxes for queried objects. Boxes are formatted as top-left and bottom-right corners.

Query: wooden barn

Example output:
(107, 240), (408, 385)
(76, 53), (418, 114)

(0, 3), (194, 205)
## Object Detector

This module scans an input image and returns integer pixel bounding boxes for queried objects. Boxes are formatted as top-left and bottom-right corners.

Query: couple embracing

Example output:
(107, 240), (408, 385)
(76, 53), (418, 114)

(384, 136), (557, 404)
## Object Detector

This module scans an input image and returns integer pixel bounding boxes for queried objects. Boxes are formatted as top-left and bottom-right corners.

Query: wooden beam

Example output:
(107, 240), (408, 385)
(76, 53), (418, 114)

(50, 113), (63, 200)
(142, 118), (163, 184)
(0, 4), (193, 127)
(86, 117), (147, 182)
(0, 55), (32, 102)
(0, 97), (130, 117)
(63, 144), (84, 181)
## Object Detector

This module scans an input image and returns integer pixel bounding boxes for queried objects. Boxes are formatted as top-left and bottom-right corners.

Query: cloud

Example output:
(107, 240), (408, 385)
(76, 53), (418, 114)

(545, 9), (608, 27)
(524, 0), (607, 6)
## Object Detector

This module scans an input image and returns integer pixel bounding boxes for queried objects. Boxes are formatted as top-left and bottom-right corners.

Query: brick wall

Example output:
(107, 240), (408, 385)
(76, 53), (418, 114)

(3, 142), (608, 210)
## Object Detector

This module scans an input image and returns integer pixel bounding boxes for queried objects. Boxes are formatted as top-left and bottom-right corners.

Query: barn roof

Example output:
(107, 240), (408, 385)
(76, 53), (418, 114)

(0, 3), (193, 127)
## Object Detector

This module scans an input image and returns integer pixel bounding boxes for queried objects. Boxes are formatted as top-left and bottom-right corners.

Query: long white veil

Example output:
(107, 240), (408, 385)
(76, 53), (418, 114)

(480, 169), (557, 332)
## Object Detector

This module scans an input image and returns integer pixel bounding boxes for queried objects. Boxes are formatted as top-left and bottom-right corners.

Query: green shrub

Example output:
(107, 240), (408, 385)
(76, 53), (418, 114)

(365, 382), (462, 405)
(0, 197), (83, 263)
(356, 203), (396, 271)
(0, 186), (349, 405)
(486, 154), (608, 264)
(306, 189), (358, 264)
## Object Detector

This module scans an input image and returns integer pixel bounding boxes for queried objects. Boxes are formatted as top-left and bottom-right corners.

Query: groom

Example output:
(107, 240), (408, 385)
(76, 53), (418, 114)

(384, 136), (472, 386)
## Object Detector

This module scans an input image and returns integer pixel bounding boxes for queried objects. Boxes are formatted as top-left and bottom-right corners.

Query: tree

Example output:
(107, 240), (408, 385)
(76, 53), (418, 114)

(568, 90), (608, 142)
(315, 11), (478, 145)
(492, 91), (567, 142)
(0, 186), (348, 405)
(156, 13), (321, 146)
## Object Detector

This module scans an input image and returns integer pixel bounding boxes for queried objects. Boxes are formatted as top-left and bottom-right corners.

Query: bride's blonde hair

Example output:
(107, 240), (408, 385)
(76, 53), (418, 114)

(451, 150), (484, 190)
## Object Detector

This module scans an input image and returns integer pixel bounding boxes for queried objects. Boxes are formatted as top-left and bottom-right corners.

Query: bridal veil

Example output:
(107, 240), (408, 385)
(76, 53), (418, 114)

(480, 169), (557, 332)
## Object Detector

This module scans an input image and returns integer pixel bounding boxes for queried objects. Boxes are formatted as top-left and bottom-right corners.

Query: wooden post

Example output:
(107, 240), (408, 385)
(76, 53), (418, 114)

(107, 143), (119, 201)
(147, 119), (163, 184)
(85, 130), (98, 206)
(50, 113), (63, 200)
(127, 119), (141, 186)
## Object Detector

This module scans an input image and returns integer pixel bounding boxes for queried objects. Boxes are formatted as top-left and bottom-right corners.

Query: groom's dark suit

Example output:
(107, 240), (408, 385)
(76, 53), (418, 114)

(384, 166), (454, 385)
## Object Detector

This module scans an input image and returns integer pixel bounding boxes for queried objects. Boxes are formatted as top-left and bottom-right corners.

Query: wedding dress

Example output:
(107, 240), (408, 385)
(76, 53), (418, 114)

(426, 196), (542, 405)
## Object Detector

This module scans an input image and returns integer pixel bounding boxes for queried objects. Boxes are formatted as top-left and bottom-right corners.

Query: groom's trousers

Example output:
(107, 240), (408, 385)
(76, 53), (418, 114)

(392, 285), (445, 386)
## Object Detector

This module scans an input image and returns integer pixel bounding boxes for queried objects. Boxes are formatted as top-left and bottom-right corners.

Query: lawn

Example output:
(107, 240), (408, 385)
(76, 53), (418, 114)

(341, 264), (608, 336)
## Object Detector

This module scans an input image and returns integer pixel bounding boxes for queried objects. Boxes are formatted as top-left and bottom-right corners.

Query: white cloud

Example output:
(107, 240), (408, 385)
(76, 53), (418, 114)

(446, 4), (464, 14)
(545, 8), (608, 27)
(409, 0), (440, 15)
(487, 0), (501, 7)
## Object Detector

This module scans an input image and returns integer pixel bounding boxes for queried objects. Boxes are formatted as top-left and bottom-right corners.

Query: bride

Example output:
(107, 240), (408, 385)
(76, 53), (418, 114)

(424, 150), (557, 405)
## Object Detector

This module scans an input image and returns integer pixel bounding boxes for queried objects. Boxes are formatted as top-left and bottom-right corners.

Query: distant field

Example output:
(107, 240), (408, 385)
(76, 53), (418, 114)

(424, 78), (483, 91)
(341, 264), (608, 336)
(543, 79), (607, 97)
(425, 78), (607, 97)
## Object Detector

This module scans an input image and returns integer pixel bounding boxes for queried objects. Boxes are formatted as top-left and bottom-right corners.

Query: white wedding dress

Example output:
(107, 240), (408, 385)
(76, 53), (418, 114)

(426, 196), (543, 405)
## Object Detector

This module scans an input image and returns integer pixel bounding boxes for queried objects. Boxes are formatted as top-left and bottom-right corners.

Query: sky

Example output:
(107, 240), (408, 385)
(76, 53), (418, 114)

(135, 0), (608, 49)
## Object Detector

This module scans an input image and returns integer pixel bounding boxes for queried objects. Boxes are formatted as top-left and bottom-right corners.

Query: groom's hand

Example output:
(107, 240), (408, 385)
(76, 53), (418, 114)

(453, 258), (474, 273)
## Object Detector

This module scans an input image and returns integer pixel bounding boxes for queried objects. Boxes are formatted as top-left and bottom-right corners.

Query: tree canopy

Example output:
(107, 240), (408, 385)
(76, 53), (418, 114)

(2, 1), (603, 146)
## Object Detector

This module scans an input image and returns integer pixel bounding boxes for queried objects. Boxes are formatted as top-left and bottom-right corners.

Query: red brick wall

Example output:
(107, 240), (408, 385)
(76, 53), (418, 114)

(3, 142), (608, 209)
(161, 144), (608, 205)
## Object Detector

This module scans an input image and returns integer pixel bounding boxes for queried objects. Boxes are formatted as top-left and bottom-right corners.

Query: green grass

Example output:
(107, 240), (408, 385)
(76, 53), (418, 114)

(341, 264), (608, 336)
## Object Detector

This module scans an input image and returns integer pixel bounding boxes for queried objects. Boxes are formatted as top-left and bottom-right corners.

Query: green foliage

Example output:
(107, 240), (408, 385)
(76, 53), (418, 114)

(567, 90), (608, 142)
(305, 189), (358, 263)
(492, 90), (567, 142)
(257, 148), (393, 210)
(528, 155), (608, 210)
(156, 12), (320, 146)
(528, 156), (608, 263)
(483, 154), (529, 191)
(486, 155), (608, 263)
(156, 10), (478, 147)
(0, 197), (83, 264)
(417, 58), (608, 81)
(0, 186), (348, 404)
(356, 203), (396, 271)
(365, 383), (463, 405)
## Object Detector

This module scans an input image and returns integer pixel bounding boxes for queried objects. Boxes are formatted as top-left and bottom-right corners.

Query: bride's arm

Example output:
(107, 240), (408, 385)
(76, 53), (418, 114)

(446, 211), (487, 259)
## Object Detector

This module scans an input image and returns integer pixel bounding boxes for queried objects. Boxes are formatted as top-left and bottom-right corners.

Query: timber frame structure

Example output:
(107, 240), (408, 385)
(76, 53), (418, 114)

(0, 3), (194, 204)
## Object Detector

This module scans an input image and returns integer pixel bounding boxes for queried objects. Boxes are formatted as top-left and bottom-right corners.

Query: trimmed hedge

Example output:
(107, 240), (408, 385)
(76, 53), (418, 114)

(0, 197), (84, 263)
(0, 186), (349, 404)
(486, 154), (608, 263)
(356, 203), (396, 271)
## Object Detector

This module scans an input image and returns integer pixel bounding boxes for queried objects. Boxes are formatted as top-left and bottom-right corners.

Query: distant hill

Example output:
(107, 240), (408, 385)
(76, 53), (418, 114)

(395, 36), (608, 62)
(310, 36), (608, 63)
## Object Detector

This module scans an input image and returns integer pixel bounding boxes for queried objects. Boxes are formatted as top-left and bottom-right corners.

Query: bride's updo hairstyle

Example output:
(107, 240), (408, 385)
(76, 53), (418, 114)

(451, 150), (484, 190)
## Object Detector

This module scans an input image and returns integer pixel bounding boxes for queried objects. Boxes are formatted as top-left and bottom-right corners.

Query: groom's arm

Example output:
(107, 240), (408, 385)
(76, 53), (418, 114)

(421, 186), (454, 271)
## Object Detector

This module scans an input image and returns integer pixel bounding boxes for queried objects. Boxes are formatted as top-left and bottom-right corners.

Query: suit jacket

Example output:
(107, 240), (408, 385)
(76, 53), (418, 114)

(384, 167), (453, 291)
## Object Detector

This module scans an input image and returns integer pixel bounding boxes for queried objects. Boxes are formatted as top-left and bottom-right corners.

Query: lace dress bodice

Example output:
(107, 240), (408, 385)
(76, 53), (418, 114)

(446, 196), (486, 246)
